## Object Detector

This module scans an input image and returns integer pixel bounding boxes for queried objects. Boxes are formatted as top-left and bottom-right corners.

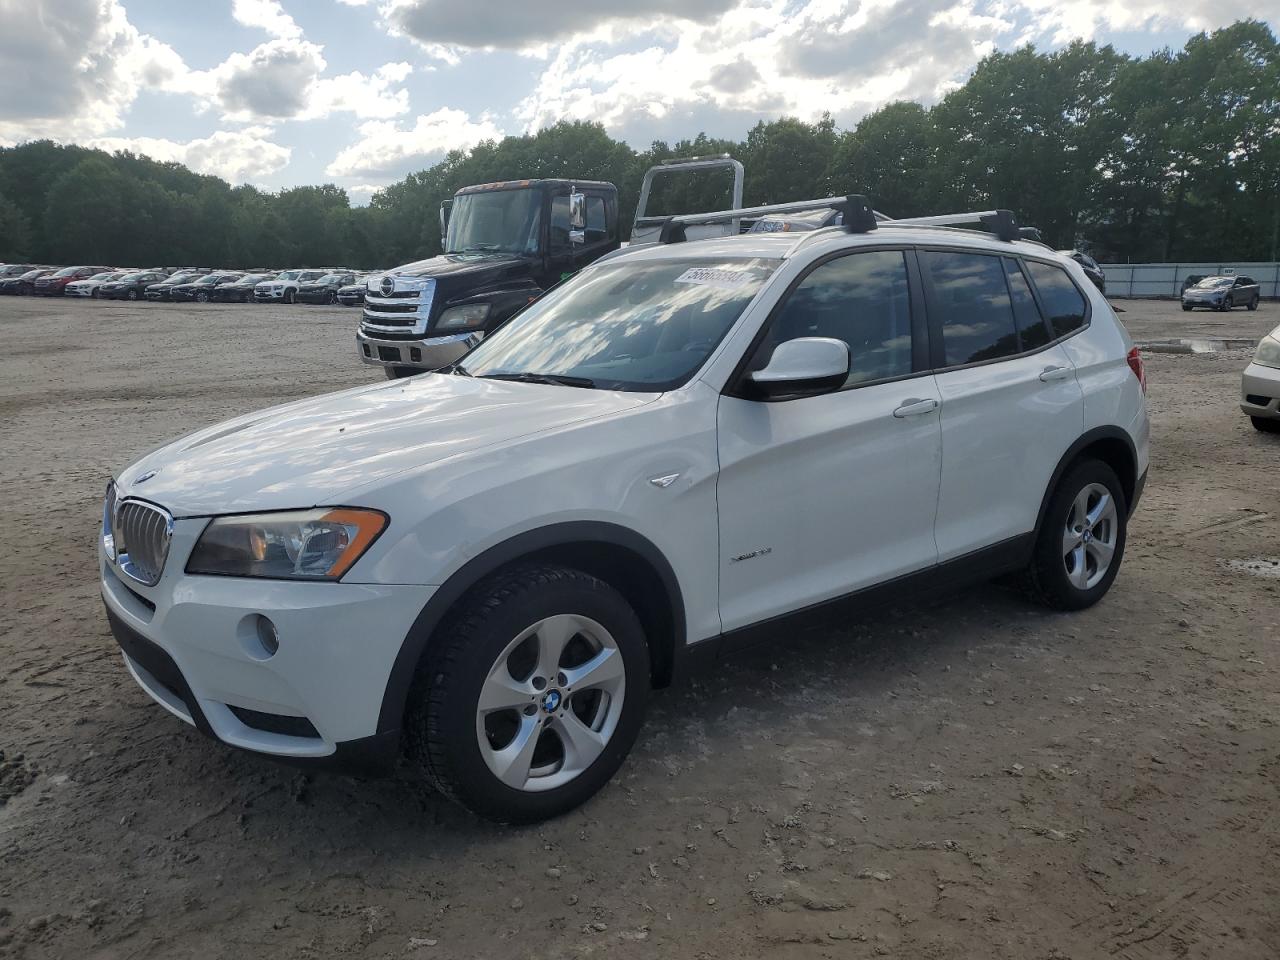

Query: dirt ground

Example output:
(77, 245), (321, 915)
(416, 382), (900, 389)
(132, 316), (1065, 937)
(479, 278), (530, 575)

(1, 295), (1278, 960)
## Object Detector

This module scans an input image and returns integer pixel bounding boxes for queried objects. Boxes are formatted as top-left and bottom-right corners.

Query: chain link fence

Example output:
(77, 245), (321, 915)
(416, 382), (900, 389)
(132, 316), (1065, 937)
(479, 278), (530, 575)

(1104, 262), (1280, 299)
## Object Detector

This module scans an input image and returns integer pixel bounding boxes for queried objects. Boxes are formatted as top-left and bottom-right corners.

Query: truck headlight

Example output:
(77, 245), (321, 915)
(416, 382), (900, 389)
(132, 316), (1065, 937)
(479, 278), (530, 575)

(186, 508), (388, 580)
(436, 303), (491, 331)
(1254, 336), (1280, 370)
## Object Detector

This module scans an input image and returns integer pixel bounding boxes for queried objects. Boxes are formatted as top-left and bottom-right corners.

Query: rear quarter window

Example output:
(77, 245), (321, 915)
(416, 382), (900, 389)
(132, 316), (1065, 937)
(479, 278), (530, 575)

(1026, 261), (1087, 337)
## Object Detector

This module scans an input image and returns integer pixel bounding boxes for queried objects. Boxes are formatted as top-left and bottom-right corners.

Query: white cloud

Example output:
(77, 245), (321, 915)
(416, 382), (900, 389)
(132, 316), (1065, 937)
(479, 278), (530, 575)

(88, 128), (292, 182)
(0, 0), (189, 142)
(306, 62), (414, 120)
(326, 107), (503, 177)
(232, 0), (303, 39)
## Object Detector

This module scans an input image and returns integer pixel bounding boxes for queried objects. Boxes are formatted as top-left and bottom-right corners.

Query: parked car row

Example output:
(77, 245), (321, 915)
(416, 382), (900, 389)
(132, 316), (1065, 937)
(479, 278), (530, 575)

(0, 263), (377, 306)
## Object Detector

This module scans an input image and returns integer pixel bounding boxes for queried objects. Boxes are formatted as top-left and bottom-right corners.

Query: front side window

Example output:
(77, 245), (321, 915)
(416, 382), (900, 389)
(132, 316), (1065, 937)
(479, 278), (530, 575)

(758, 250), (914, 387)
(920, 250), (1020, 366)
(1026, 261), (1087, 337)
(461, 258), (777, 391)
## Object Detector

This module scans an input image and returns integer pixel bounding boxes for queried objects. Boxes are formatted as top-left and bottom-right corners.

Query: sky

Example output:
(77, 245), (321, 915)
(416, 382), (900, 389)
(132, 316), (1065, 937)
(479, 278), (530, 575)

(0, 0), (1272, 204)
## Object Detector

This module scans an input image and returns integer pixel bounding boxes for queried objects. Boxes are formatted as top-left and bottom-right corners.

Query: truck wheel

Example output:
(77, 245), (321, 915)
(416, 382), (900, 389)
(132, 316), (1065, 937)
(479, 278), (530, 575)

(405, 565), (649, 824)
(1019, 459), (1127, 611)
(384, 366), (419, 380)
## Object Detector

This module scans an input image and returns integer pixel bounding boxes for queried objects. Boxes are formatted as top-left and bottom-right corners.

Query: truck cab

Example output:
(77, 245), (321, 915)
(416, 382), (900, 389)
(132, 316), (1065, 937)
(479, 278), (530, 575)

(357, 178), (620, 378)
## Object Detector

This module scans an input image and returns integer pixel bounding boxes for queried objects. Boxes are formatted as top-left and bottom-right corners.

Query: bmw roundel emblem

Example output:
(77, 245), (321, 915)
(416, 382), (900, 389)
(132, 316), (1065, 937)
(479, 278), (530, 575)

(541, 689), (563, 713)
(380, 275), (395, 296)
(135, 470), (158, 484)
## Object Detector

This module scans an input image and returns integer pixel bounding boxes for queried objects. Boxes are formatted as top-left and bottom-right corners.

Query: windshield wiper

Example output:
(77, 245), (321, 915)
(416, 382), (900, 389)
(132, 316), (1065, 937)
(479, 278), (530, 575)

(480, 371), (596, 389)
(460, 243), (501, 253)
(450, 362), (471, 376)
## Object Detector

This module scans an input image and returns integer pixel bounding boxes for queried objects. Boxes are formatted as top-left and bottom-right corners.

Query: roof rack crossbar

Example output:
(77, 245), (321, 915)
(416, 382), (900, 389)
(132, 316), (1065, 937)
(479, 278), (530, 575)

(637, 195), (867, 231)
(883, 209), (1021, 242)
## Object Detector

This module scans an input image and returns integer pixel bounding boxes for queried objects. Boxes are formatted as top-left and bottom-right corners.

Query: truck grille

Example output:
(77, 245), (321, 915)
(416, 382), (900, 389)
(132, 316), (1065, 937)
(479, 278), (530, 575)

(114, 499), (174, 586)
(362, 277), (435, 334)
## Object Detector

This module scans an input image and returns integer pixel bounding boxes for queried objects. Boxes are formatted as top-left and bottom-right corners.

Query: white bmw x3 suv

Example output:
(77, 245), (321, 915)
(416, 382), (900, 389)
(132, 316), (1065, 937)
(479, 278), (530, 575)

(101, 216), (1149, 822)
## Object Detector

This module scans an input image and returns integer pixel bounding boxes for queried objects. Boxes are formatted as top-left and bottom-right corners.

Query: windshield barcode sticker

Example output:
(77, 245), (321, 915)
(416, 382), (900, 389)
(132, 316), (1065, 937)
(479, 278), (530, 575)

(674, 267), (753, 290)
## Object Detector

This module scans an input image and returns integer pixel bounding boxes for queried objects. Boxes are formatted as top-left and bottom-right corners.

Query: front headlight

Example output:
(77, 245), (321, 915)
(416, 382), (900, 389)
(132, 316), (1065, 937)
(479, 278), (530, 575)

(1254, 336), (1280, 370)
(436, 303), (491, 331)
(186, 508), (388, 580)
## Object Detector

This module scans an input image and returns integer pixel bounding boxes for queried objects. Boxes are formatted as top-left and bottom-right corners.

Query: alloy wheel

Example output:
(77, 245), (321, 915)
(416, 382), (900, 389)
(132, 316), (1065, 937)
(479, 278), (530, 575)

(475, 614), (626, 793)
(1062, 482), (1118, 590)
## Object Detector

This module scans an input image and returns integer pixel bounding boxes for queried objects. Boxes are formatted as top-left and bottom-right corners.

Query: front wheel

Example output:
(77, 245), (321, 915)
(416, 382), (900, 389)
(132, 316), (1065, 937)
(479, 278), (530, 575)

(406, 565), (650, 824)
(197, 291), (209, 302)
(1020, 459), (1127, 611)
(1252, 416), (1280, 433)
(1219, 297), (1232, 311)
(1247, 298), (1258, 311)
(1181, 303), (1193, 311)
(326, 291), (338, 304)
(127, 289), (138, 301)
(284, 290), (295, 304)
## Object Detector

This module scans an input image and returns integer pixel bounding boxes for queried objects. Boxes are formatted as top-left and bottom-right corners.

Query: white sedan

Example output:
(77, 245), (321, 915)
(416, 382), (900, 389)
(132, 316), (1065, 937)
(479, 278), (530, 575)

(1242, 323), (1280, 433)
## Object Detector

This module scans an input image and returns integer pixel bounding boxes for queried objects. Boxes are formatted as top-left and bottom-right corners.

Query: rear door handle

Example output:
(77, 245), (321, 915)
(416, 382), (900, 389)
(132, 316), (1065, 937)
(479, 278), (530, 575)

(892, 397), (939, 418)
(1039, 365), (1072, 382)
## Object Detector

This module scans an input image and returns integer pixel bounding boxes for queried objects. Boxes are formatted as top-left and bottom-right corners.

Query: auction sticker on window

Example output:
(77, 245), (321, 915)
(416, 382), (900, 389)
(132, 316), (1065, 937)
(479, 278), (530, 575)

(674, 267), (754, 290)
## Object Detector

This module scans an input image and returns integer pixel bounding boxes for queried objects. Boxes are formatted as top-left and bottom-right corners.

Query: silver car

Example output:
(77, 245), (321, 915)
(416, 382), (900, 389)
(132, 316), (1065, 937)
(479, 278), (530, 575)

(1242, 322), (1280, 432)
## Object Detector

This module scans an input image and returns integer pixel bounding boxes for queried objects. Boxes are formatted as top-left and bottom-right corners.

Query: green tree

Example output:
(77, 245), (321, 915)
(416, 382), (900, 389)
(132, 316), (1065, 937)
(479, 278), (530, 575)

(0, 189), (32, 260)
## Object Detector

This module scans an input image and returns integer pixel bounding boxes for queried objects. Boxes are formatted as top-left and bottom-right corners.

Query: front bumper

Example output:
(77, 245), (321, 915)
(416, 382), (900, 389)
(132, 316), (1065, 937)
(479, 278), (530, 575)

(355, 328), (480, 370)
(1241, 362), (1280, 420)
(254, 289), (290, 301)
(100, 519), (433, 774)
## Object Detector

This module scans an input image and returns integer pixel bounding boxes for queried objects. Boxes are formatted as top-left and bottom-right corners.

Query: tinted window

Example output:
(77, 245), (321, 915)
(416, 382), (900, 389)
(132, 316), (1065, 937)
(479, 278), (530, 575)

(551, 195), (609, 249)
(1026, 261), (1087, 337)
(921, 251), (1019, 366)
(1005, 259), (1050, 350)
(765, 250), (913, 386)
(1237, 276), (1255, 286)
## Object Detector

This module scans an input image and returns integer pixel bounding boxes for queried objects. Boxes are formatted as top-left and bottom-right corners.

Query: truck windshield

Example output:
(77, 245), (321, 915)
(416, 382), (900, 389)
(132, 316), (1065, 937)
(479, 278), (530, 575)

(459, 258), (777, 391)
(446, 189), (541, 255)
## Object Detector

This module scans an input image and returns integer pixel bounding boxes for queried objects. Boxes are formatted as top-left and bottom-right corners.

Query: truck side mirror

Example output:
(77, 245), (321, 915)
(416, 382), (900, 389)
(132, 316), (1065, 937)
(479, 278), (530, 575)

(569, 191), (586, 231)
(439, 199), (452, 248)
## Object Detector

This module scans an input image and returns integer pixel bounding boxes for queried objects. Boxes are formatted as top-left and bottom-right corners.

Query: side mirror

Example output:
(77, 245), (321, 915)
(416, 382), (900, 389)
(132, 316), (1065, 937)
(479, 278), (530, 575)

(569, 190), (587, 232)
(748, 337), (850, 399)
(439, 199), (452, 248)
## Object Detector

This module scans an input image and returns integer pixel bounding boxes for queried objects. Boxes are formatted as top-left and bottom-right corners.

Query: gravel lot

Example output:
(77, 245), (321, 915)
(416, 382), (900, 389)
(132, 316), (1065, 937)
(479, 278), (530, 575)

(1, 295), (1278, 960)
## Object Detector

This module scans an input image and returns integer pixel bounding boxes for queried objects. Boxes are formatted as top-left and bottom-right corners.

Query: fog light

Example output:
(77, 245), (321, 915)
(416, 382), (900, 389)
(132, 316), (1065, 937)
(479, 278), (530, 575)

(256, 616), (280, 657)
(362, 343), (371, 357)
(410, 347), (422, 362)
(238, 614), (280, 660)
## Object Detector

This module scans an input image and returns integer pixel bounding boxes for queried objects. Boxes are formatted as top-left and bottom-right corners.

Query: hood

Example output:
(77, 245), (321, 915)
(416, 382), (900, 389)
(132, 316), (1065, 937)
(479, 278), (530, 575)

(115, 374), (655, 516)
(383, 252), (525, 281)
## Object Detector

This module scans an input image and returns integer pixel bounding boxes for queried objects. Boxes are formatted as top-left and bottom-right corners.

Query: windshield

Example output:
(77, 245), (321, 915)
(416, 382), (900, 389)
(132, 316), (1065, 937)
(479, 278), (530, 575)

(315, 273), (344, 283)
(1196, 277), (1233, 288)
(85, 272), (112, 281)
(460, 258), (777, 391)
(52, 267), (82, 277)
(21, 270), (48, 279)
(298, 271), (326, 281)
(446, 189), (541, 255)
(239, 274), (269, 284)
(275, 271), (299, 281)
(166, 273), (199, 283)
(119, 272), (150, 281)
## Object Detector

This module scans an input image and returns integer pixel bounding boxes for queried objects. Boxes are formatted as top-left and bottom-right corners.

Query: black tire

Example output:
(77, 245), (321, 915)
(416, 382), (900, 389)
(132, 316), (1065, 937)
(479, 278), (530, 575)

(197, 291), (209, 302)
(127, 289), (138, 301)
(1219, 297), (1232, 311)
(284, 290), (295, 304)
(326, 291), (338, 304)
(405, 565), (650, 824)
(1181, 303), (1193, 311)
(1251, 416), (1280, 433)
(1020, 459), (1127, 611)
(383, 366), (419, 379)
(1247, 298), (1258, 311)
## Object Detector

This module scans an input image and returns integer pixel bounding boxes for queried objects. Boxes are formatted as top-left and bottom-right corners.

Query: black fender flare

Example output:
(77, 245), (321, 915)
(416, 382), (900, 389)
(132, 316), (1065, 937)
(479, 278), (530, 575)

(376, 521), (686, 735)
(1032, 425), (1139, 540)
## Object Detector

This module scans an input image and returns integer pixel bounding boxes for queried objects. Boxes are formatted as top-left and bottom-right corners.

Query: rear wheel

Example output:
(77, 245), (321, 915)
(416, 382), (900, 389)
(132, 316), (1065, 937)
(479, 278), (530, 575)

(326, 291), (338, 304)
(1247, 297), (1258, 311)
(406, 565), (649, 823)
(1021, 459), (1126, 611)
(1251, 416), (1280, 433)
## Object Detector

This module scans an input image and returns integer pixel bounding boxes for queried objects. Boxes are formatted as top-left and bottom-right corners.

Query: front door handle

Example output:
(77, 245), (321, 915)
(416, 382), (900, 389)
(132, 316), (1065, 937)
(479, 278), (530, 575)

(893, 397), (939, 418)
(1039, 365), (1072, 382)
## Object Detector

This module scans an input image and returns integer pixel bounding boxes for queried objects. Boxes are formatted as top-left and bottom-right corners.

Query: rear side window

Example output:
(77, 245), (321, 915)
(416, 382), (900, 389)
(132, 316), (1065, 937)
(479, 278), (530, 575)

(765, 250), (914, 386)
(920, 250), (1019, 366)
(1005, 259), (1050, 350)
(1026, 261), (1087, 337)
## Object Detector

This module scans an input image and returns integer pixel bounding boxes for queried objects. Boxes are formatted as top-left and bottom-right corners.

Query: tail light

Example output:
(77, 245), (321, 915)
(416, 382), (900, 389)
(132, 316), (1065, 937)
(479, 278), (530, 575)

(1126, 346), (1146, 393)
